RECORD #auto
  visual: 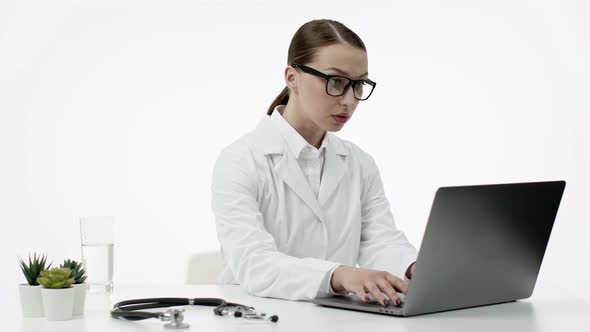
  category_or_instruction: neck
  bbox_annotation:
[281,100,326,149]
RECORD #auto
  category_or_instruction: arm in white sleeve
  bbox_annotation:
[357,155,417,280]
[212,144,339,301]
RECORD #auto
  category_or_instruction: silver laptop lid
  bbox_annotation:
[403,181,565,316]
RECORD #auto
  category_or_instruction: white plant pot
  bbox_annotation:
[72,283,88,316]
[41,287,75,321]
[18,284,44,317]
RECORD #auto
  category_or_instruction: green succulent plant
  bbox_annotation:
[59,259,87,284]
[36,268,75,289]
[18,253,52,286]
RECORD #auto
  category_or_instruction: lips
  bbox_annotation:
[332,114,349,124]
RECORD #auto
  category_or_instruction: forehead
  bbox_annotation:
[310,43,368,77]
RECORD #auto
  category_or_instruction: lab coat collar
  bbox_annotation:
[252,110,350,220]
[255,109,350,157]
[270,105,328,159]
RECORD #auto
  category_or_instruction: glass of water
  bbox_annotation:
[79,216,114,293]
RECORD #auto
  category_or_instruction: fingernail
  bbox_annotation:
[384,300,390,307]
[396,299,402,306]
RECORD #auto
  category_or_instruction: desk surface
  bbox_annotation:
[10,283,590,332]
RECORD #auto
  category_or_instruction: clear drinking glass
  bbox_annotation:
[79,216,114,293]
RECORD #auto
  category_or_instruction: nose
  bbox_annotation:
[340,84,357,106]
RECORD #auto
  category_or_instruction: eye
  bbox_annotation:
[355,82,365,92]
[328,77,348,90]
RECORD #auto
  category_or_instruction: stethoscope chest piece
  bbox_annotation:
[161,308,189,329]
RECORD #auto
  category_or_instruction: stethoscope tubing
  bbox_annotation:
[111,297,254,321]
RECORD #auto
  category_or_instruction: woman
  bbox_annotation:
[211,19,416,308]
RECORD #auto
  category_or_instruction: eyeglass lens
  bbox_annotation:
[327,77,372,100]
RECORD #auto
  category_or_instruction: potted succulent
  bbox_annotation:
[37,267,75,320]
[18,253,51,317]
[60,259,88,316]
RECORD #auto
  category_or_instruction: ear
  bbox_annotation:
[284,65,299,94]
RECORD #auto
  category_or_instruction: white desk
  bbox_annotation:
[10,284,590,331]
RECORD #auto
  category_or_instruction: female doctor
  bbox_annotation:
[211,19,417,308]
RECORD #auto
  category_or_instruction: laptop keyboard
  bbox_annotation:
[329,292,406,310]
[314,293,405,315]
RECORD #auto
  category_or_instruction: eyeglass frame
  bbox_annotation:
[291,63,377,101]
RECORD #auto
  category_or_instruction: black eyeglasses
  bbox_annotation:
[292,64,376,101]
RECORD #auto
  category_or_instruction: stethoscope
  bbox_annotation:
[111,297,279,329]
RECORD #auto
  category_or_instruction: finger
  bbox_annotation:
[365,282,387,307]
[385,273,410,294]
[352,286,369,302]
[376,278,401,306]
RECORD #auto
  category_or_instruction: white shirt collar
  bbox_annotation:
[270,105,328,159]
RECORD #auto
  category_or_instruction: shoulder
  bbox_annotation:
[211,133,261,193]
[329,134,379,176]
[214,131,258,171]
[217,112,296,167]
[213,117,274,175]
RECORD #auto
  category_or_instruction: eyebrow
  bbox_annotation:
[323,67,369,79]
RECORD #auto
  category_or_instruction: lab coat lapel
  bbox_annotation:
[275,152,326,223]
[318,134,348,207]
[254,116,326,223]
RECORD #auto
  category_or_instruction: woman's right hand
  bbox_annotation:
[330,266,409,307]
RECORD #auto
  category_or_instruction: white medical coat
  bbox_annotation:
[211,114,417,301]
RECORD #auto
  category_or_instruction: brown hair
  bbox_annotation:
[267,19,367,115]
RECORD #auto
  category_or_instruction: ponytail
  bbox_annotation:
[267,86,289,115]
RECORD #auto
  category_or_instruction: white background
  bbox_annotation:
[1,0,589,303]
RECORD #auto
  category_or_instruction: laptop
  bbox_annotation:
[312,181,566,317]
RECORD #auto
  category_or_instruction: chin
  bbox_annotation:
[326,124,345,132]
